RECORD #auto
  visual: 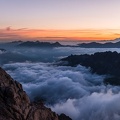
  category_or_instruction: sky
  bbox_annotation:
[0,0,120,41]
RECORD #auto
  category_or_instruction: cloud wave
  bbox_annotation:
[3,62,120,120]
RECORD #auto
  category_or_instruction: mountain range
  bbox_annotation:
[78,41,120,48]
[17,41,63,48]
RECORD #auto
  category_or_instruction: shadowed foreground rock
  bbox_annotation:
[0,67,72,120]
[58,114,72,120]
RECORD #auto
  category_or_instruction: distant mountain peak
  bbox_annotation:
[78,41,120,48]
[17,41,63,48]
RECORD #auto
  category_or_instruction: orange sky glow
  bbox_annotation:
[0,28,120,41]
[1,1,120,42]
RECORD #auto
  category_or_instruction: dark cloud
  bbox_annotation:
[6,26,11,31]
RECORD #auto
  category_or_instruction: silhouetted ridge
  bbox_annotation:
[58,114,72,120]
[78,41,120,48]
[61,51,120,85]
[17,41,63,48]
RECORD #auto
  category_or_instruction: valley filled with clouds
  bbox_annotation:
[1,42,120,120]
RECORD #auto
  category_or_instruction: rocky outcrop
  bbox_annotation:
[58,114,72,120]
[0,67,72,120]
[61,51,120,86]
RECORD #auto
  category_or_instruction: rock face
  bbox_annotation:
[61,51,120,86]
[58,114,72,120]
[0,67,72,120]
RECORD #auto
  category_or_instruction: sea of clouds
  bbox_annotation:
[3,62,120,120]
[1,43,120,120]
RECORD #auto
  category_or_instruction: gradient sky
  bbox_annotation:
[1,0,120,41]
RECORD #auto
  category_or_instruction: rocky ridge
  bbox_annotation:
[0,67,72,120]
[61,51,120,86]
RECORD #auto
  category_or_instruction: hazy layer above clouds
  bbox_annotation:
[1,42,120,64]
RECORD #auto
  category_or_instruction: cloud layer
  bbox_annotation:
[3,62,120,120]
[1,44,120,120]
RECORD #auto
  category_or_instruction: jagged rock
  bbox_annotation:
[59,114,72,120]
[61,51,120,86]
[0,67,72,120]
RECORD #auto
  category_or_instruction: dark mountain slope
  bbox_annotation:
[0,67,72,120]
[61,51,120,85]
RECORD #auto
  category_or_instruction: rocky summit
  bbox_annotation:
[0,67,72,120]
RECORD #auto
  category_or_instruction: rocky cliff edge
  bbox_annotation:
[0,67,72,120]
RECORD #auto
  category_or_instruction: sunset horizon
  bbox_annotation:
[0,27,120,42]
[1,0,120,42]
[1,1,120,120]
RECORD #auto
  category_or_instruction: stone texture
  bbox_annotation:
[59,114,72,120]
[0,67,72,120]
